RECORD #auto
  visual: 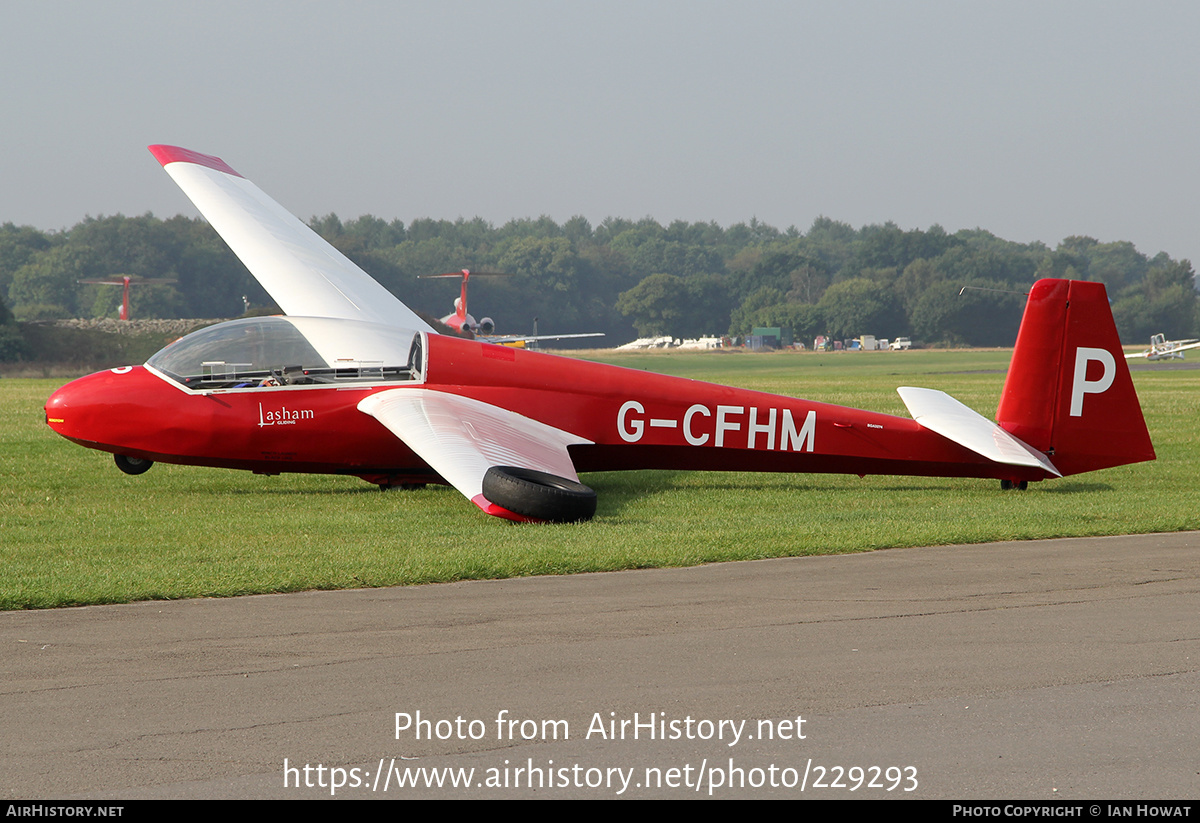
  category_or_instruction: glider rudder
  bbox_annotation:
[996,279,1155,476]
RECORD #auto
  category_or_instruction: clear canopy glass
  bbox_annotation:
[147,316,424,389]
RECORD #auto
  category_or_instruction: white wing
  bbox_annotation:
[1127,339,1200,359]
[481,332,605,345]
[149,145,433,332]
[898,386,1061,476]
[357,388,592,513]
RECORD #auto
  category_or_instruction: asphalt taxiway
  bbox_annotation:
[4,532,1198,799]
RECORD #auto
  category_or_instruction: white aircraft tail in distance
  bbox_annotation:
[419,268,603,347]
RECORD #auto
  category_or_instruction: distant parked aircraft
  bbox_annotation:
[420,269,602,346]
[1125,333,1200,361]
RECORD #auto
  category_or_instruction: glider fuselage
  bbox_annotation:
[46,328,1032,487]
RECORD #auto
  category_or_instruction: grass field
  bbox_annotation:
[3,348,1197,610]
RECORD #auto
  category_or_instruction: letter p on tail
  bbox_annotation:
[1069,347,1115,417]
[996,279,1155,476]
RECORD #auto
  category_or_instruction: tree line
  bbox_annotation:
[1,212,1195,359]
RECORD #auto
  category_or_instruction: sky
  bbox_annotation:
[3,1,1198,266]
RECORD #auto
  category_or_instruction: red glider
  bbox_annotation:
[44,146,1155,522]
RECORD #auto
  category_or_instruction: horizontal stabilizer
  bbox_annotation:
[898,387,1060,477]
[357,388,592,512]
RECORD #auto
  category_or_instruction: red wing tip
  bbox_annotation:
[470,494,540,523]
[147,145,243,178]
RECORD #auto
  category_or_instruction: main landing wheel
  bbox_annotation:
[482,466,597,523]
[114,454,154,475]
[999,479,1028,491]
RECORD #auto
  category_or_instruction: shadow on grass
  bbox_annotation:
[168,478,454,497]
[1036,481,1114,494]
[581,471,687,521]
[583,470,902,519]
[584,470,1118,522]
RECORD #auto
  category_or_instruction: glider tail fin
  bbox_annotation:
[996,278,1155,476]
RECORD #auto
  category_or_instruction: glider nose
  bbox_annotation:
[44,367,138,445]
[46,372,99,440]
[45,377,78,427]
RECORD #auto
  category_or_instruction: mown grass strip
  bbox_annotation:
[3,349,1196,609]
